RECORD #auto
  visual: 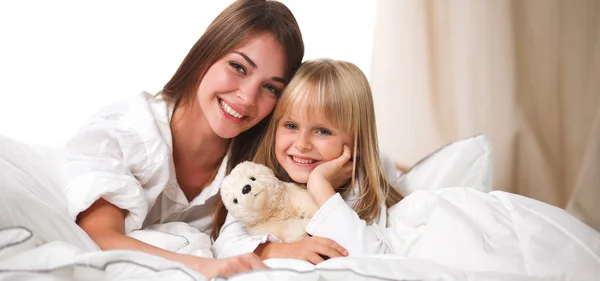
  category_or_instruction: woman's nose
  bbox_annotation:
[237,80,261,106]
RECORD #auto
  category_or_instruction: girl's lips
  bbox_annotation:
[289,155,319,166]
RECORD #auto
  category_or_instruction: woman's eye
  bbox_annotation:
[263,84,281,96]
[229,62,246,74]
[317,128,332,136]
[284,123,297,130]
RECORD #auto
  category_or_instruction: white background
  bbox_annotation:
[0,0,377,146]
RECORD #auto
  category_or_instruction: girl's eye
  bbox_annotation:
[284,123,297,130]
[316,128,332,136]
[229,62,246,74]
[263,84,281,96]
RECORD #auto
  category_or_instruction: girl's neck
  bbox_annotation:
[170,100,230,168]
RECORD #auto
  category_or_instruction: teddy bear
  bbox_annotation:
[220,161,318,242]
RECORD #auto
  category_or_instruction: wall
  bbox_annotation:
[0,0,376,146]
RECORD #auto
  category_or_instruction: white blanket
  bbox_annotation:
[1,135,599,280]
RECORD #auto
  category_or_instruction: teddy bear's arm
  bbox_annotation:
[285,183,319,218]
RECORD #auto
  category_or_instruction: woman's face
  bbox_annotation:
[196,32,287,139]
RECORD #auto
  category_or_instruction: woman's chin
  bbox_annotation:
[211,124,245,139]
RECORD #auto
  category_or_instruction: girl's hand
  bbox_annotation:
[181,254,265,279]
[255,237,348,264]
[308,145,352,206]
[329,154,353,189]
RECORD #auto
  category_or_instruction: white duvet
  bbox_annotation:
[1,135,599,281]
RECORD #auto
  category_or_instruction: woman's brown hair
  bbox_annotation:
[170,0,304,240]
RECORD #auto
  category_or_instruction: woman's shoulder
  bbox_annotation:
[81,91,172,140]
[65,91,174,184]
[68,91,174,159]
[90,91,168,123]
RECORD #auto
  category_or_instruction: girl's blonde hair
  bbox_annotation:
[254,59,403,224]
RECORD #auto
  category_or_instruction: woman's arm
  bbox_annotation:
[77,198,182,259]
[79,199,264,278]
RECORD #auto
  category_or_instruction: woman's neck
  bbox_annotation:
[170,100,229,172]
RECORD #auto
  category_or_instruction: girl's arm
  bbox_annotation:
[305,147,395,256]
[80,198,265,278]
[213,211,347,264]
[304,189,393,256]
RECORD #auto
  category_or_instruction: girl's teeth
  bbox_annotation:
[292,156,316,164]
[220,100,245,119]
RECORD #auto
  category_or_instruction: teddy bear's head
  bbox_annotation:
[220,161,286,225]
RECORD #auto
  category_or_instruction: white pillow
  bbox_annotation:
[397,134,493,195]
[0,135,97,252]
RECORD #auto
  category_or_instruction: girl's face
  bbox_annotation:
[274,107,354,184]
[196,32,287,139]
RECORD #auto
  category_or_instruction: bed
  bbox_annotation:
[1,134,598,281]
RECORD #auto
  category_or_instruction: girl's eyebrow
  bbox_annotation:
[281,115,295,123]
[233,51,286,84]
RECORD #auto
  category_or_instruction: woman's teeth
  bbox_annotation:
[220,99,245,119]
[292,156,317,164]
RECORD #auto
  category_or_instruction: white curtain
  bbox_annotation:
[371,0,600,230]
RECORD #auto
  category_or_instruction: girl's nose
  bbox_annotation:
[294,135,312,152]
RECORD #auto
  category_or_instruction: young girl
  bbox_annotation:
[212,59,404,264]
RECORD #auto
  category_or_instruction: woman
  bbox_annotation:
[63,0,303,278]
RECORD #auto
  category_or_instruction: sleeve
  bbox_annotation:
[305,193,393,256]
[63,110,150,232]
[211,212,282,258]
[304,150,403,256]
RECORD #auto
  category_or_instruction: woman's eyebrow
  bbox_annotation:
[233,51,256,68]
[233,51,286,84]
[272,77,286,83]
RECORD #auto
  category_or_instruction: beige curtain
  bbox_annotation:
[371,0,600,230]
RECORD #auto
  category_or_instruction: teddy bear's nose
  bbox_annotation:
[242,184,252,195]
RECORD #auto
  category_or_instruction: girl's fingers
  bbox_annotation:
[329,145,352,170]
[340,145,352,162]
[316,244,343,259]
[314,237,348,256]
[305,252,325,265]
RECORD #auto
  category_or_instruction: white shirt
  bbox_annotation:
[63,91,226,234]
[212,152,404,258]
